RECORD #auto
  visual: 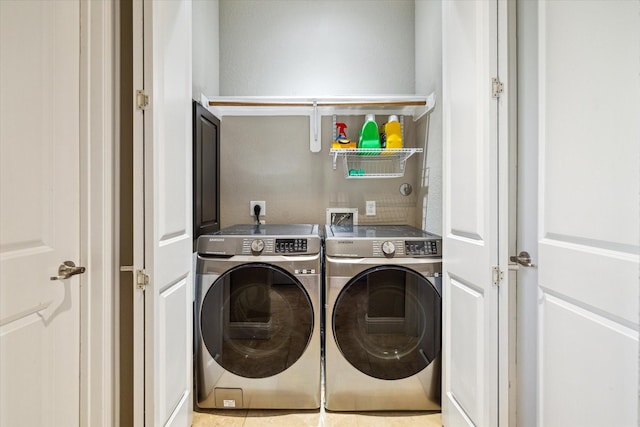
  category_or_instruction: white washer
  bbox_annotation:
[195,224,322,410]
[324,225,442,411]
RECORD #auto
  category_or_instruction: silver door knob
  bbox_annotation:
[50,261,86,280]
[510,251,535,268]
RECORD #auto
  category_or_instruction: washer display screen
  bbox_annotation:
[332,266,441,380]
[200,263,314,378]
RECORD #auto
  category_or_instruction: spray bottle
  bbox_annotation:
[332,122,355,149]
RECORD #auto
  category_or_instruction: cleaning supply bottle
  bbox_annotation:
[358,114,380,155]
[332,122,356,149]
[380,115,402,154]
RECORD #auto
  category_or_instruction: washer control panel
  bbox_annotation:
[275,238,308,253]
[242,238,274,254]
[372,240,404,257]
[381,241,396,255]
[405,240,440,256]
[250,239,265,253]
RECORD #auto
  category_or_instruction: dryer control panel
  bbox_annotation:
[324,224,442,258]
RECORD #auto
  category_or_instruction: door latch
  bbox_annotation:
[136,270,149,290]
[136,89,149,110]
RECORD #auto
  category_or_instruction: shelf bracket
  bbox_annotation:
[309,99,321,153]
[415,93,436,122]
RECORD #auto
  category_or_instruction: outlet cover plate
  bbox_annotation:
[250,201,266,216]
[366,201,376,216]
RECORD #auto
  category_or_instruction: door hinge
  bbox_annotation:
[492,266,504,286]
[136,269,149,290]
[492,77,504,98]
[136,89,149,110]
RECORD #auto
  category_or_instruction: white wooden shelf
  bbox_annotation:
[203,93,435,153]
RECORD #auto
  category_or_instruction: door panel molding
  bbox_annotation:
[447,278,484,422]
[539,239,637,325]
[539,293,637,426]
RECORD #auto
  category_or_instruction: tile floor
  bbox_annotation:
[193,409,442,427]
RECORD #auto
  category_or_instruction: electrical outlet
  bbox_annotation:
[366,200,376,216]
[250,201,266,216]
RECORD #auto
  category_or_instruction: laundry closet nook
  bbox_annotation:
[192,0,443,235]
[189,1,445,425]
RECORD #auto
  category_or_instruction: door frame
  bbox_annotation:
[501,1,518,426]
[79,0,117,425]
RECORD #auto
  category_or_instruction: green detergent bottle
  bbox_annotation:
[358,114,380,155]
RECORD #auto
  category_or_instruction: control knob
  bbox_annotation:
[381,241,396,256]
[251,239,265,253]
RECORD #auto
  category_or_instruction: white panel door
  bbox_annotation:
[0,1,81,426]
[442,1,510,426]
[537,2,639,426]
[137,0,193,426]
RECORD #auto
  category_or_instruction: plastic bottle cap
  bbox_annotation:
[365,114,375,122]
[388,115,399,122]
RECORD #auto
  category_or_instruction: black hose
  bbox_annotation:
[254,204,261,224]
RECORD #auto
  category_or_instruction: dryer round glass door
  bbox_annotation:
[200,263,314,378]
[332,265,442,380]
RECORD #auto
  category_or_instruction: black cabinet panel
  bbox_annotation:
[193,101,220,249]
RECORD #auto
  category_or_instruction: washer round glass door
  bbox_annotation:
[200,263,314,378]
[332,266,441,380]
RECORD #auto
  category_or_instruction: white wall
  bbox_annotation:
[415,0,442,235]
[192,0,219,99]
[219,0,415,96]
